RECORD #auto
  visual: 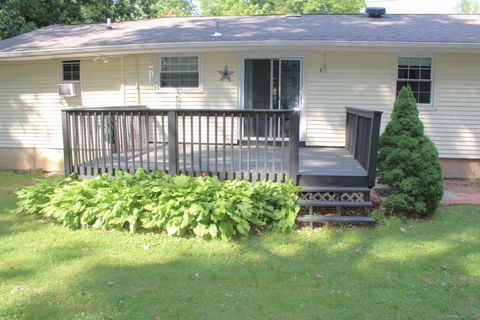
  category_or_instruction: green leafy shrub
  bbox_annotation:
[378,86,443,217]
[16,170,300,239]
[15,175,73,217]
[16,181,56,217]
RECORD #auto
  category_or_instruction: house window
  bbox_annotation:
[396,57,433,105]
[159,56,199,88]
[62,60,80,81]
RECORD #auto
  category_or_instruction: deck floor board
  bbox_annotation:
[76,145,366,178]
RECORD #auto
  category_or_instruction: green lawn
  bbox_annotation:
[0,172,479,320]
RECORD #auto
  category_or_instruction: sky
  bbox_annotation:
[365,0,461,13]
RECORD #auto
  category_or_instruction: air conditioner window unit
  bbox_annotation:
[58,83,80,97]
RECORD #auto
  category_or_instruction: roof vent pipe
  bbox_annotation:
[212,20,222,37]
[106,18,113,30]
[365,7,386,18]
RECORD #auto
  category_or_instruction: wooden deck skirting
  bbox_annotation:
[61,107,382,188]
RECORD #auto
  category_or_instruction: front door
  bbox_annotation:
[243,58,301,138]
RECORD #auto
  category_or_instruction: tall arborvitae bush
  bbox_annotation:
[378,86,443,217]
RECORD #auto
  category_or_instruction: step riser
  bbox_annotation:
[298,200,372,208]
[296,187,374,226]
[298,175,369,188]
[297,215,376,226]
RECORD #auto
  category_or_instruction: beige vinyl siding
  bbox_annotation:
[304,52,394,147]
[420,54,480,159]
[0,58,123,149]
[124,52,239,143]
[1,50,479,164]
[0,61,65,149]
[80,57,123,106]
[304,52,480,159]
[124,52,238,108]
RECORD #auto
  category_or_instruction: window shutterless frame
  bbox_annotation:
[156,54,203,93]
[62,60,81,82]
[393,54,436,109]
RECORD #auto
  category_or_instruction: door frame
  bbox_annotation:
[238,52,306,141]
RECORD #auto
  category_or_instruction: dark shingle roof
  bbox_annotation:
[0,14,479,55]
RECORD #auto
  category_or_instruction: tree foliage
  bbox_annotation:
[456,0,480,13]
[378,86,443,217]
[0,0,195,40]
[200,0,365,16]
[0,0,365,39]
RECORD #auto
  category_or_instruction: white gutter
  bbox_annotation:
[1,40,480,61]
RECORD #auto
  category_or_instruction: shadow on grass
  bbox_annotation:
[2,214,479,320]
[1,174,478,319]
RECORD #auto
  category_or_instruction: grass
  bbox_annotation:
[0,172,479,320]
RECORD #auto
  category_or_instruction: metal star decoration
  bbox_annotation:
[218,65,234,81]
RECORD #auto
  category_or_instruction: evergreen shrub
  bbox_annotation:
[378,86,443,217]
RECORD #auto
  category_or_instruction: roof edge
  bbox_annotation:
[2,40,480,61]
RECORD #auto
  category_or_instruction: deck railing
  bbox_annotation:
[345,107,383,187]
[61,107,300,182]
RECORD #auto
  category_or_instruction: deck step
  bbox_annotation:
[298,200,373,208]
[297,214,377,225]
[300,186,370,193]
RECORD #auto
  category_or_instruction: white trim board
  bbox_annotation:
[3,41,480,62]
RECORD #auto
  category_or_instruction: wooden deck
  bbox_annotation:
[62,107,382,188]
[79,146,365,176]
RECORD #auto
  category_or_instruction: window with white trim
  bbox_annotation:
[159,56,199,88]
[62,60,80,81]
[396,57,433,105]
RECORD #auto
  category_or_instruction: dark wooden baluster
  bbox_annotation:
[222,113,226,179]
[264,113,268,180]
[153,114,158,172]
[182,113,186,173]
[130,112,135,172]
[206,114,210,174]
[100,112,106,174]
[145,112,150,172]
[281,113,286,181]
[230,113,234,179]
[72,113,79,174]
[256,113,260,182]
[190,114,194,175]
[162,114,166,172]
[94,113,100,175]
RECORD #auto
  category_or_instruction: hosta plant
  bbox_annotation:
[16,170,300,239]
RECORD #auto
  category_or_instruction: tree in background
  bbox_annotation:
[456,0,480,13]
[0,0,195,40]
[200,0,365,16]
[81,0,195,23]
[0,0,364,39]
[0,0,85,39]
[377,86,443,217]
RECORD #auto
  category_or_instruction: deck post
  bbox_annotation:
[367,111,383,188]
[168,110,178,175]
[61,110,72,176]
[288,110,300,184]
